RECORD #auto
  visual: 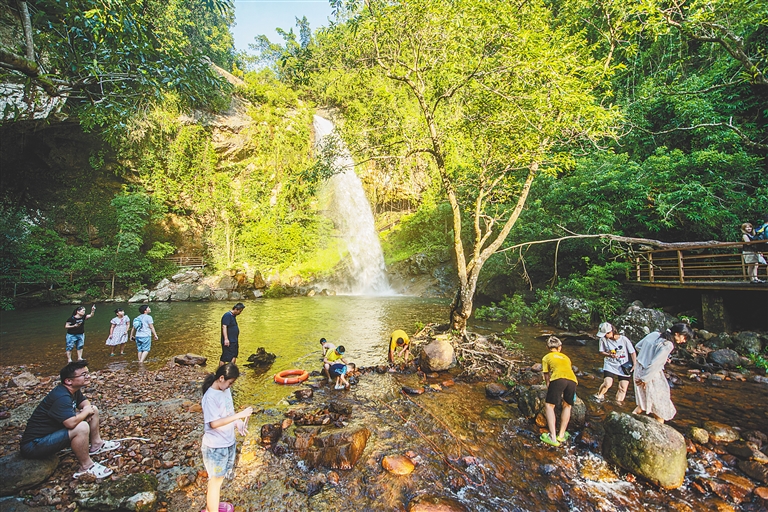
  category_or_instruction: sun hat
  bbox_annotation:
[597,322,613,337]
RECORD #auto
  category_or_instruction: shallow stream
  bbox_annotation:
[2,297,767,510]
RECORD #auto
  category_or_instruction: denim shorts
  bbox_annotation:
[20,429,71,459]
[201,443,236,478]
[65,333,85,351]
[135,336,152,352]
[329,363,347,378]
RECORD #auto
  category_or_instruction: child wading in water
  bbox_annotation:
[200,364,253,512]
[106,308,129,356]
[540,336,578,447]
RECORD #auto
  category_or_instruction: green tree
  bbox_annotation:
[315,0,617,333]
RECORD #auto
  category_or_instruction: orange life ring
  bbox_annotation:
[274,369,309,385]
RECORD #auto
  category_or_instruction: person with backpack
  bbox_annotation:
[129,305,158,363]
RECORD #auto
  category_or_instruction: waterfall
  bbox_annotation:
[313,115,392,295]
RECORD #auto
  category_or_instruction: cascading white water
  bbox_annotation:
[313,115,392,295]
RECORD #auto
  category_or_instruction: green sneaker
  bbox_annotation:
[557,432,571,443]
[540,433,561,447]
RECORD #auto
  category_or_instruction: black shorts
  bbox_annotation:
[546,378,577,406]
[220,342,239,363]
[603,370,631,382]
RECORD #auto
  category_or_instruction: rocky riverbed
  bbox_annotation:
[1,340,767,511]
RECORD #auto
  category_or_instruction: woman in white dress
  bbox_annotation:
[106,308,130,356]
[632,323,693,423]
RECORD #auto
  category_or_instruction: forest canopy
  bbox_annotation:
[0,0,766,313]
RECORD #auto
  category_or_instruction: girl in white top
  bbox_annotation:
[200,364,252,512]
[593,322,637,403]
[105,308,130,356]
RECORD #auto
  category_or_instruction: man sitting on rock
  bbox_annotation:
[20,360,119,479]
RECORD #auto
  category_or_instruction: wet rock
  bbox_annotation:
[382,455,415,475]
[408,495,469,512]
[744,430,767,449]
[708,349,741,369]
[75,473,158,511]
[420,337,455,372]
[290,425,370,470]
[402,386,425,395]
[485,383,507,398]
[481,405,515,420]
[518,371,543,386]
[702,421,740,443]
[245,348,277,367]
[738,460,768,483]
[8,372,40,388]
[732,331,763,356]
[698,476,753,504]
[260,423,283,446]
[531,363,543,372]
[579,456,619,483]
[749,375,768,385]
[540,464,557,475]
[755,486,768,504]
[516,385,547,418]
[727,441,768,462]
[173,353,207,366]
[0,452,58,496]
[602,412,687,489]
[689,426,710,445]
[294,388,314,401]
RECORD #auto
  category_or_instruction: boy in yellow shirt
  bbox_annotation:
[540,336,578,447]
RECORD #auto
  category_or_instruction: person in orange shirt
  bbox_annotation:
[540,336,578,447]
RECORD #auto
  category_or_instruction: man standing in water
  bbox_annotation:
[20,360,120,479]
[220,303,245,367]
[130,305,158,363]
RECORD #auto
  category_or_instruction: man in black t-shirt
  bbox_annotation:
[220,302,245,366]
[20,360,120,479]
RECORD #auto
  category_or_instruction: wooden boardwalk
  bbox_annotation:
[629,240,768,292]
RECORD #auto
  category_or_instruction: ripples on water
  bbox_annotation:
[2,297,767,510]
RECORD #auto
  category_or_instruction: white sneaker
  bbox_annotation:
[592,394,605,402]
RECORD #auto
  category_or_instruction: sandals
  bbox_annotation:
[334,383,344,390]
[540,433,561,447]
[201,503,234,512]
[73,462,113,479]
[557,432,572,443]
[90,440,121,455]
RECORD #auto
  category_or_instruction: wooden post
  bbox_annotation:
[649,253,654,282]
[636,256,640,281]
[677,250,684,283]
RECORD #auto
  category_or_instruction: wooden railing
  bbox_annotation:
[164,256,205,268]
[631,240,765,284]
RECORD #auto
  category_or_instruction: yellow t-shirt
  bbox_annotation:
[542,351,578,384]
[326,349,344,363]
[389,330,410,352]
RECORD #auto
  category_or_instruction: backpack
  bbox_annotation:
[132,316,142,330]
[755,222,768,241]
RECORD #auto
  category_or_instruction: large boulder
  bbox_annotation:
[420,337,455,372]
[704,332,733,350]
[0,452,58,496]
[602,412,687,489]
[613,308,675,342]
[128,291,149,303]
[732,332,763,356]
[187,284,212,301]
[702,421,740,443]
[708,349,742,369]
[517,385,548,418]
[551,297,591,331]
[171,270,200,283]
[75,473,158,511]
[288,425,370,470]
